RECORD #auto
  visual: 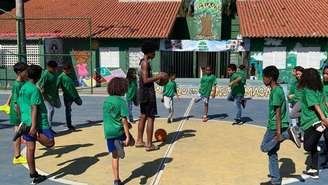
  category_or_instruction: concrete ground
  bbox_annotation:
[1,94,328,185]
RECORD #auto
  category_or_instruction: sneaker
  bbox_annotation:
[288,127,301,148]
[12,155,27,165]
[67,125,76,131]
[260,181,281,185]
[167,119,171,123]
[113,179,122,185]
[232,119,241,125]
[13,123,30,141]
[30,173,47,184]
[303,169,319,179]
[114,140,125,159]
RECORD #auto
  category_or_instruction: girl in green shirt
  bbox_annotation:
[126,68,138,123]
[299,68,328,179]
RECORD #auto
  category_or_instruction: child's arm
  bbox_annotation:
[211,85,217,98]
[229,77,242,86]
[5,95,11,105]
[29,105,38,136]
[122,117,130,146]
[274,106,283,141]
[314,104,328,127]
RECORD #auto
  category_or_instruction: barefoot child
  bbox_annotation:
[194,66,217,122]
[162,73,179,123]
[15,65,55,184]
[260,66,301,185]
[57,63,82,130]
[10,62,28,165]
[103,77,132,185]
[126,68,138,123]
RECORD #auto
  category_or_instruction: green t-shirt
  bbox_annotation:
[38,70,59,104]
[199,74,217,97]
[268,86,289,130]
[103,96,129,139]
[57,72,80,101]
[163,80,177,97]
[300,88,328,130]
[10,80,25,125]
[18,81,49,129]
[230,72,246,97]
[323,83,328,102]
[126,79,137,101]
[288,80,303,104]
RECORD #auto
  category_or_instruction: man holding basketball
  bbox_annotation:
[136,41,167,152]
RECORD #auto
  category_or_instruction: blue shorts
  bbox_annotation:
[106,135,126,153]
[23,129,55,142]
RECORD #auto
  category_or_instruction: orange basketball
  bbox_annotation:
[156,72,169,86]
[155,128,167,142]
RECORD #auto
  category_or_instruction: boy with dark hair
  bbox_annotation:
[194,66,217,122]
[162,73,179,123]
[103,77,134,185]
[57,63,82,130]
[10,62,28,165]
[38,60,60,133]
[15,64,55,184]
[260,65,301,185]
[227,64,247,125]
[136,41,166,151]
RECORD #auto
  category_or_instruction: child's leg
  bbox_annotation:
[127,101,134,122]
[304,127,322,171]
[137,113,146,145]
[37,133,55,148]
[268,145,281,184]
[13,126,21,157]
[44,100,55,128]
[234,96,242,121]
[26,141,37,175]
[204,102,208,117]
[168,97,174,120]
[146,117,155,147]
[64,98,73,128]
[111,151,120,181]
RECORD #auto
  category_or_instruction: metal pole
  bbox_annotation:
[16,0,27,63]
[88,18,93,94]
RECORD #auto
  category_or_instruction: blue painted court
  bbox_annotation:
[1,93,328,185]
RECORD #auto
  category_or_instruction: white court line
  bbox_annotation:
[150,98,194,185]
[21,147,88,185]
[151,116,310,185]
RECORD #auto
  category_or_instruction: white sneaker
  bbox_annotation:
[303,169,319,179]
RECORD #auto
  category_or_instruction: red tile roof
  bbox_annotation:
[0,0,181,39]
[237,0,328,38]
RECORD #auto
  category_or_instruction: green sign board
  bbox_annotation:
[187,0,222,40]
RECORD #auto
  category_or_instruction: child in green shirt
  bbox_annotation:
[126,68,138,123]
[103,77,134,185]
[194,66,217,122]
[14,65,55,184]
[38,60,61,132]
[300,68,328,179]
[227,64,247,125]
[57,63,82,130]
[10,62,28,165]
[162,73,179,123]
[260,66,301,185]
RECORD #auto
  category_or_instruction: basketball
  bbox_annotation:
[154,128,167,142]
[156,72,169,86]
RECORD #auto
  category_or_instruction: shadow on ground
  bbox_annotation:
[36,143,94,159]
[158,129,196,147]
[54,120,102,137]
[122,157,173,185]
[48,152,108,179]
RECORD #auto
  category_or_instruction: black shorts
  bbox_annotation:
[140,101,157,117]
